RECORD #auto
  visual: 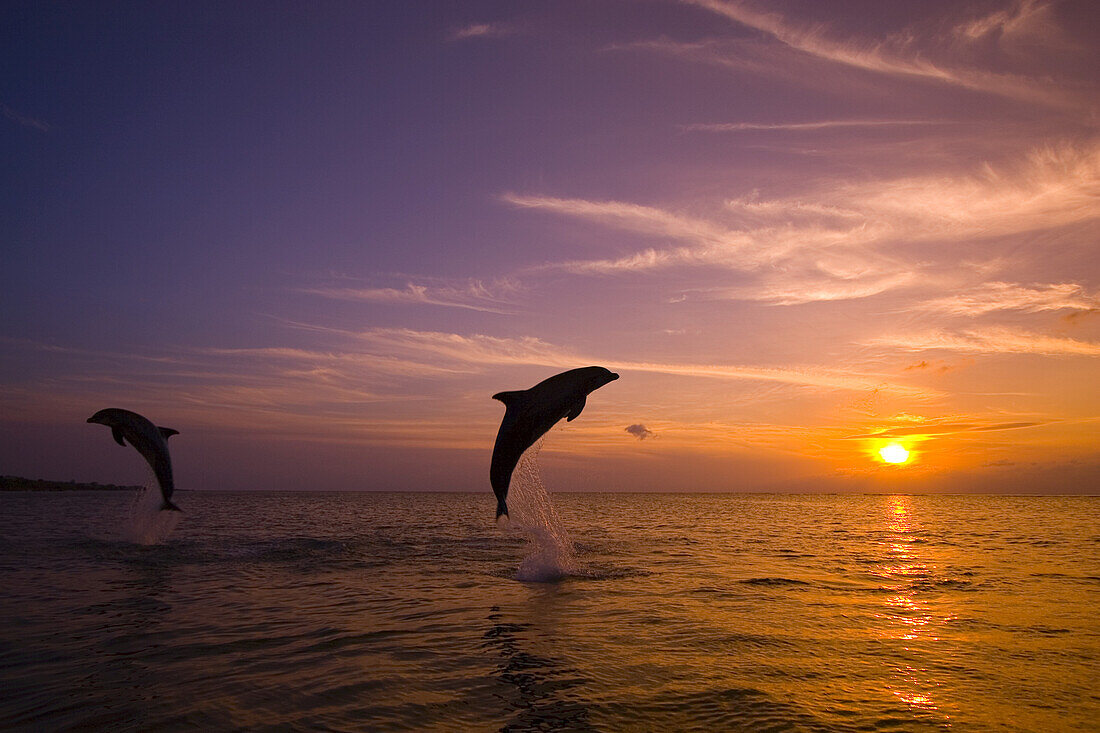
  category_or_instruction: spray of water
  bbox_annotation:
[122,483,182,545]
[503,438,577,582]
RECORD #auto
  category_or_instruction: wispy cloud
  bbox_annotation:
[506,139,1100,293]
[625,423,655,440]
[847,417,1046,439]
[504,193,739,250]
[506,195,901,301]
[686,260,915,306]
[917,282,1100,316]
[868,327,1100,356]
[301,278,518,314]
[602,358,925,394]
[345,327,580,370]
[847,142,1100,240]
[683,119,941,133]
[682,0,1081,108]
[451,22,514,41]
[506,192,885,277]
[287,325,928,394]
[1,321,932,451]
[2,104,50,132]
[0,340,433,438]
[954,0,1071,53]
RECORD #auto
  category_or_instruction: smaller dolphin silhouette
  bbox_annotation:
[87,408,182,512]
[490,366,619,519]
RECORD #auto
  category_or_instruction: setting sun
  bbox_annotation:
[879,444,911,464]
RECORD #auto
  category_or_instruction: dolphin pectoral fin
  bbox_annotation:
[565,396,587,422]
[159,427,179,440]
[492,390,526,406]
[111,427,127,447]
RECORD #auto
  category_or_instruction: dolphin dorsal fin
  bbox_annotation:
[492,390,526,406]
[111,427,127,447]
[566,396,587,422]
[159,427,179,440]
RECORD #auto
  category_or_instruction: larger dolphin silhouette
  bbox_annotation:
[490,366,619,519]
[87,408,182,512]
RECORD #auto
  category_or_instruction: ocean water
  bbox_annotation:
[1,489,1098,732]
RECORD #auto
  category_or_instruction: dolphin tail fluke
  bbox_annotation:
[492,390,525,406]
[496,498,509,520]
[161,500,183,512]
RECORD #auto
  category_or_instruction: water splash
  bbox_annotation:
[503,438,577,582]
[122,485,182,545]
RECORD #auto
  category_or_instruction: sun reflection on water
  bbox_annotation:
[877,497,952,723]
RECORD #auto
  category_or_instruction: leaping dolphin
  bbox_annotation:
[87,408,182,512]
[490,366,619,519]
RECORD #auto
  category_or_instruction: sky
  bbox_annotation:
[2,0,1098,493]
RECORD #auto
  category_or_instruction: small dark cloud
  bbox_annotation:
[970,421,1041,432]
[625,424,654,440]
[904,359,954,374]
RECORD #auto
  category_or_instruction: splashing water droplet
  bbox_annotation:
[122,485,182,545]
[505,438,576,582]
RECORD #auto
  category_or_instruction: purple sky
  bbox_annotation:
[2,1,1098,493]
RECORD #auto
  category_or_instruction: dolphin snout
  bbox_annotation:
[610,372,620,380]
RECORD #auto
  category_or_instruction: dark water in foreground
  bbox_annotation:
[1,491,1098,732]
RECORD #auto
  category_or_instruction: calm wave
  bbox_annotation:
[1,491,1098,731]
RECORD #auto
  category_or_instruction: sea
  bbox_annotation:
[1,479,1098,731]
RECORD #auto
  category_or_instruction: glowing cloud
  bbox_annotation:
[917,282,1099,316]
[867,328,1100,356]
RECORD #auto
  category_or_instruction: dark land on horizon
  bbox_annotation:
[1,476,142,492]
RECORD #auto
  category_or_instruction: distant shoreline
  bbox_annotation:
[0,476,142,492]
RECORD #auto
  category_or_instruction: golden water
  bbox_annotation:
[1,491,1097,731]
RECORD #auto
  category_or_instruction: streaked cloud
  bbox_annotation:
[847,418,1046,439]
[687,267,914,306]
[847,141,1100,240]
[504,193,738,250]
[507,140,1100,294]
[868,327,1100,356]
[507,192,883,277]
[451,22,514,41]
[2,104,50,132]
[954,0,1071,53]
[301,278,518,314]
[917,282,1100,316]
[683,119,940,133]
[683,0,1081,108]
[339,327,923,394]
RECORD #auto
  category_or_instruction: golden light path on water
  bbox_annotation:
[880,496,954,721]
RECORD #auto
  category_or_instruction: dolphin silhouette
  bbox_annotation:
[490,366,619,519]
[87,408,182,512]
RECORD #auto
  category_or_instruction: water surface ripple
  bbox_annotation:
[1,492,1097,731]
